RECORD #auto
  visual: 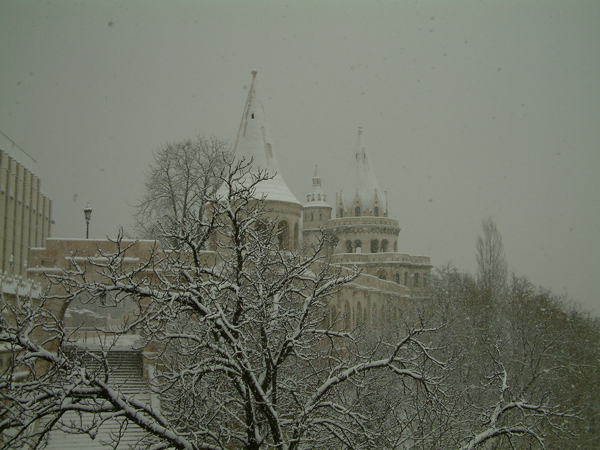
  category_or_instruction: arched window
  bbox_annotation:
[345,240,353,253]
[374,206,379,217]
[310,213,314,222]
[372,304,377,327]
[394,241,398,252]
[395,273,400,284]
[371,239,379,253]
[319,213,322,221]
[381,239,388,253]
[354,240,362,253]
[331,305,337,330]
[339,208,344,218]
[278,221,290,250]
[414,273,419,287]
[404,272,409,286]
[294,223,299,250]
[377,269,387,280]
[344,301,351,330]
[355,206,361,217]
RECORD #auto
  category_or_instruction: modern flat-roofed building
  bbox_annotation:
[0,132,52,278]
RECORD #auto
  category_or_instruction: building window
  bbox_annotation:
[339,208,344,218]
[345,240,353,253]
[377,269,387,280]
[310,213,314,222]
[371,239,379,253]
[374,206,379,217]
[251,113,255,119]
[404,272,408,286]
[277,221,290,250]
[344,301,351,330]
[294,223,299,250]
[395,273,400,284]
[380,239,388,252]
[354,240,362,252]
[355,206,361,217]
[414,273,419,287]
[319,213,322,221]
[394,241,398,252]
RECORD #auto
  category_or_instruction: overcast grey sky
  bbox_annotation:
[1,0,599,314]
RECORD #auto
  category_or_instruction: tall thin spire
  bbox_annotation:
[340,127,387,215]
[221,70,300,205]
[305,165,329,206]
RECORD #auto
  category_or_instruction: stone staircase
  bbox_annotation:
[43,348,153,450]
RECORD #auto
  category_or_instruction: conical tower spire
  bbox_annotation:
[221,70,300,205]
[339,127,387,216]
[305,165,329,206]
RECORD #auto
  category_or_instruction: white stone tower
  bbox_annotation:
[218,70,302,250]
[337,127,388,219]
[329,128,399,255]
[302,165,332,253]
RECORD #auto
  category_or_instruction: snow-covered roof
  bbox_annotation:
[217,71,301,206]
[340,128,387,213]
[304,165,331,208]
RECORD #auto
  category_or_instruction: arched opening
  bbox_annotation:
[339,208,344,218]
[414,273,419,288]
[372,304,377,327]
[277,220,290,251]
[404,272,409,286]
[331,305,337,330]
[344,301,351,330]
[355,206,361,217]
[371,239,379,253]
[377,269,387,280]
[354,240,362,253]
[394,241,398,252]
[374,206,379,217]
[381,239,388,253]
[293,222,299,250]
[345,240,353,253]
[395,273,400,284]
[310,213,314,222]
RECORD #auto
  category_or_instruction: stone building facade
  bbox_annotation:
[27,70,431,335]
[0,134,52,279]
[302,127,431,292]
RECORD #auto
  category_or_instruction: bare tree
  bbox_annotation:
[476,217,508,301]
[1,160,444,449]
[426,266,591,450]
[133,135,230,240]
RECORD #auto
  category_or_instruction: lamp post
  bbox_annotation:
[84,203,92,239]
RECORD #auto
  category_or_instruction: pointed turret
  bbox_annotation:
[305,165,329,207]
[222,70,300,205]
[302,165,332,256]
[338,128,387,218]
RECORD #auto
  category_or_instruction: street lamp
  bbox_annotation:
[84,203,92,239]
